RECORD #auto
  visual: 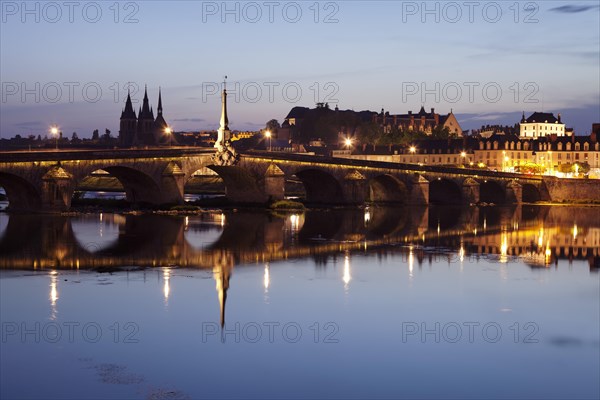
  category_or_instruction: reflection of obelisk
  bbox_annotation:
[212,76,239,166]
[212,251,233,328]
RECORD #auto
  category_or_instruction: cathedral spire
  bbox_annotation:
[120,89,136,119]
[157,87,163,115]
[141,84,151,116]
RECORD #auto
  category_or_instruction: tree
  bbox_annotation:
[358,121,383,150]
[71,132,79,141]
[431,125,451,139]
[92,129,99,141]
[100,129,113,145]
[558,162,590,175]
[265,119,280,134]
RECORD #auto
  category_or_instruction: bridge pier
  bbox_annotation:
[263,164,285,202]
[407,175,429,205]
[505,181,523,204]
[462,178,480,205]
[41,166,74,212]
[343,170,368,204]
[160,162,186,205]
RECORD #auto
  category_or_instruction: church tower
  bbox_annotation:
[137,85,156,145]
[154,87,169,144]
[119,90,137,146]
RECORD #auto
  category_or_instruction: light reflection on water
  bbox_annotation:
[0,205,599,399]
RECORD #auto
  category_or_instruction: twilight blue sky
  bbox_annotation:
[1,0,599,138]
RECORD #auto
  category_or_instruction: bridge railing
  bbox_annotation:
[0,147,214,162]
[243,151,543,182]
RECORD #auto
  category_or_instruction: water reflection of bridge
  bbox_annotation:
[3,205,598,328]
[1,206,599,271]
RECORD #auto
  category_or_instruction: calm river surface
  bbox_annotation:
[1,205,598,399]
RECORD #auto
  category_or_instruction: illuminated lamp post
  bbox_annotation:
[265,130,272,151]
[165,126,173,147]
[50,126,59,150]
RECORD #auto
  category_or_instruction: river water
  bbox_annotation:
[0,204,598,399]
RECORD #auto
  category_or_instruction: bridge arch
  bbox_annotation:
[0,172,42,211]
[429,178,462,204]
[184,166,225,200]
[479,180,506,204]
[368,174,408,203]
[295,169,344,204]
[208,165,265,203]
[522,183,542,203]
[75,165,162,205]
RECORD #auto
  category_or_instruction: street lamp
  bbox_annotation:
[164,126,173,147]
[344,137,353,150]
[50,126,59,150]
[460,151,467,166]
[409,146,416,154]
[265,130,272,151]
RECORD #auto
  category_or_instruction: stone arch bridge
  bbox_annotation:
[0,148,594,212]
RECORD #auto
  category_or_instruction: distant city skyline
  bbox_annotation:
[1,1,598,137]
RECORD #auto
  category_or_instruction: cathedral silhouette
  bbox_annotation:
[118,86,169,146]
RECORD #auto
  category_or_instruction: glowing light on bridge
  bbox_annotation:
[364,207,371,225]
[572,224,578,240]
